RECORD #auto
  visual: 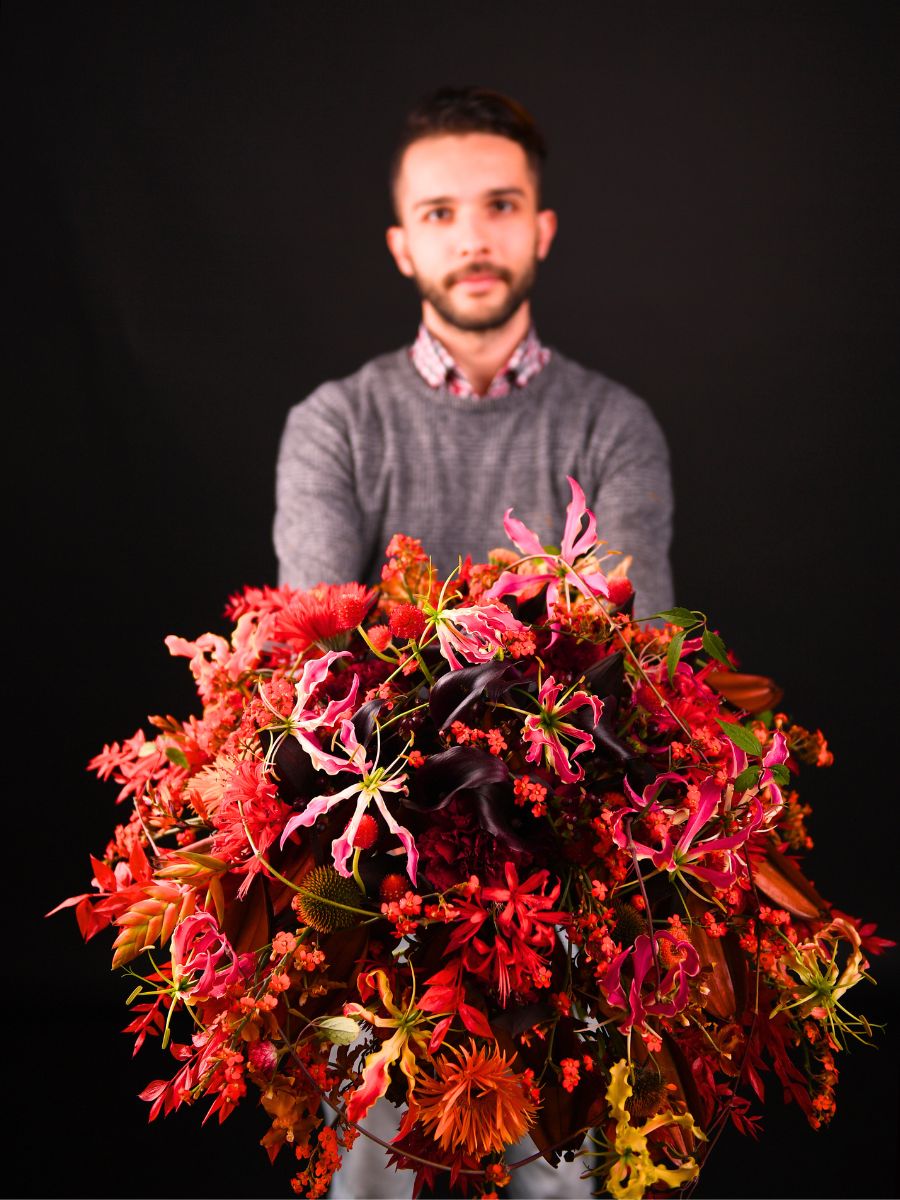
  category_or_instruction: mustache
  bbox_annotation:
[443,262,513,288]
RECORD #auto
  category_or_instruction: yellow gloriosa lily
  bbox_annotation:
[598,1059,706,1200]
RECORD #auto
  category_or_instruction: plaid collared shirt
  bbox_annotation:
[409,322,551,399]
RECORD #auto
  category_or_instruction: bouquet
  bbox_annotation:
[52,477,891,1198]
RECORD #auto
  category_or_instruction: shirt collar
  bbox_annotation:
[409,322,550,399]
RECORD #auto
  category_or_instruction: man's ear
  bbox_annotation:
[386,225,415,278]
[536,209,558,261]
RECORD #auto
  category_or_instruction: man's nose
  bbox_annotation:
[454,209,492,258]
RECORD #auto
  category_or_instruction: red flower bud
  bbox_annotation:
[248,1039,278,1076]
[379,873,408,903]
[607,577,634,608]
[351,813,379,849]
[389,603,426,641]
[367,624,393,652]
[336,590,370,630]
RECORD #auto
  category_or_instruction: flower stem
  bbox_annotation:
[352,847,366,897]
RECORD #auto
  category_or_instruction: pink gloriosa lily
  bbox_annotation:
[602,930,701,1034]
[279,719,417,883]
[614,772,763,890]
[729,729,790,823]
[486,476,610,615]
[522,675,604,783]
[424,599,527,671]
[262,649,359,775]
[171,912,251,1001]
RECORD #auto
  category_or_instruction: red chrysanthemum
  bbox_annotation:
[415,1040,538,1155]
[270,583,372,652]
[211,760,292,897]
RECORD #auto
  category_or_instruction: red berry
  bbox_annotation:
[379,873,408,903]
[607,577,634,608]
[351,813,379,849]
[389,603,426,641]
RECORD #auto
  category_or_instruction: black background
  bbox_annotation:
[5,3,898,1197]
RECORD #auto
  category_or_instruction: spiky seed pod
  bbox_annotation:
[292,866,363,933]
[611,899,649,947]
[626,1067,669,1119]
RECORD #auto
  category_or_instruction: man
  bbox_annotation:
[275,88,674,1199]
[275,86,674,621]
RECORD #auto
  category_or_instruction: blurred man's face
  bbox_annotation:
[387,133,557,333]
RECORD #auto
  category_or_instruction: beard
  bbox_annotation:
[412,257,537,333]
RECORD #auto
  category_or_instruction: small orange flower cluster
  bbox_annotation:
[513,775,548,817]
[560,1057,581,1092]
[380,890,423,937]
[449,720,507,756]
[291,1126,342,1199]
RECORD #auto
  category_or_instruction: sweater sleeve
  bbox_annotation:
[587,388,675,619]
[273,385,367,589]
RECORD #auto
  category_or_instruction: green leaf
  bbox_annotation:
[769,763,791,788]
[701,629,730,667]
[165,746,189,769]
[316,1016,360,1045]
[717,719,764,757]
[734,765,761,792]
[655,607,703,629]
[666,629,687,684]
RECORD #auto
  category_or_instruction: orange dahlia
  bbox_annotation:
[415,1040,538,1156]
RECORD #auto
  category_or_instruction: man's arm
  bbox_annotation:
[274,386,367,589]
[588,389,675,619]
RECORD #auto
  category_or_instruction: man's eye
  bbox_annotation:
[491,199,515,212]
[424,207,452,222]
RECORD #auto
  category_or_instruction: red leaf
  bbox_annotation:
[428,1016,453,1053]
[458,1003,493,1039]
[45,893,91,917]
[418,985,457,1013]
[90,854,118,892]
[223,874,270,956]
[75,896,106,941]
[754,846,827,920]
[129,839,153,885]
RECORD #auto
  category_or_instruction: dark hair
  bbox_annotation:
[389,86,547,213]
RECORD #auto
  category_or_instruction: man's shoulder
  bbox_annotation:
[546,347,663,432]
[289,347,411,417]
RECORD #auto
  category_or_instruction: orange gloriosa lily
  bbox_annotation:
[343,968,432,1127]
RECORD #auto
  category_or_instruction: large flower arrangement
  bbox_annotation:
[53,479,890,1199]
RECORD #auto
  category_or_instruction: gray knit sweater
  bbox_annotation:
[274,346,674,618]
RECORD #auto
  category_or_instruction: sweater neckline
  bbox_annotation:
[396,344,562,415]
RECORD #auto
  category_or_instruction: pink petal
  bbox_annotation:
[485,570,551,605]
[560,476,599,562]
[502,508,546,558]
[330,793,372,877]
[317,672,360,726]
[278,784,361,849]
[374,793,418,884]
